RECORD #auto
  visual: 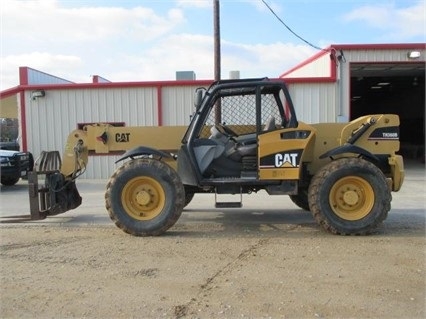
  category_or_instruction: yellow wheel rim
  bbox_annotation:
[329,176,374,221]
[121,176,165,221]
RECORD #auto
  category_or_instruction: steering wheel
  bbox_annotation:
[216,123,238,138]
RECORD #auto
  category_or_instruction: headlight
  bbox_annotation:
[1,161,11,167]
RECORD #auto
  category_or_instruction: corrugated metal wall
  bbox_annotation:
[287,83,337,124]
[162,85,201,126]
[285,53,331,78]
[343,48,421,62]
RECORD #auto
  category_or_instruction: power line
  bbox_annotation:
[260,0,327,52]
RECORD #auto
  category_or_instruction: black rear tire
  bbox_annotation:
[308,158,391,235]
[184,190,195,208]
[289,188,310,211]
[105,158,185,236]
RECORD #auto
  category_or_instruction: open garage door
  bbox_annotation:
[350,62,425,163]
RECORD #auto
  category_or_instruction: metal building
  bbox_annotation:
[282,43,425,161]
[1,43,424,179]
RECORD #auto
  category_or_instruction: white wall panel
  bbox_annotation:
[343,49,426,63]
[162,85,201,125]
[283,53,331,78]
[288,83,337,124]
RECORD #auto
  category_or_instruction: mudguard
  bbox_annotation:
[115,146,173,164]
[319,144,379,162]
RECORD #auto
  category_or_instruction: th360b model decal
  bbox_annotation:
[259,149,303,169]
[368,126,400,140]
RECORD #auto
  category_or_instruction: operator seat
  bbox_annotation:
[226,116,276,161]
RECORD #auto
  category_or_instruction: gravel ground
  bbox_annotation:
[0,162,425,319]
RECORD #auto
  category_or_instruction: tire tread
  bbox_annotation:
[309,158,391,235]
[105,159,184,236]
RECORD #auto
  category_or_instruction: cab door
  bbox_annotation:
[258,123,315,180]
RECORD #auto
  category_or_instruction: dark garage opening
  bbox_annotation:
[350,62,425,163]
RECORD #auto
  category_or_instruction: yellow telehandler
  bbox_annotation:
[25,78,404,235]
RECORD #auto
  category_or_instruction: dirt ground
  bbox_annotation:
[0,164,425,319]
[0,215,425,319]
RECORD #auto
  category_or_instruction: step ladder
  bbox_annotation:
[214,189,243,208]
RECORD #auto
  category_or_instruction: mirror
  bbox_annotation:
[194,87,205,110]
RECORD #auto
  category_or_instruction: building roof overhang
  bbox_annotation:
[280,43,426,83]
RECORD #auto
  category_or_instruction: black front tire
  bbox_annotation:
[308,158,391,235]
[105,158,185,236]
[1,176,20,186]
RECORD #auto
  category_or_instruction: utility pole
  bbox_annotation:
[213,0,221,81]
[213,0,221,123]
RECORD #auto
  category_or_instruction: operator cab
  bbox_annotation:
[178,78,298,188]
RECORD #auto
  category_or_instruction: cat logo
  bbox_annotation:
[275,153,298,168]
[116,133,130,143]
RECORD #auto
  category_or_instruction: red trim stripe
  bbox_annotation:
[157,86,163,126]
[19,91,27,151]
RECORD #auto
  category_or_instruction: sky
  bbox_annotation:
[1,0,425,90]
